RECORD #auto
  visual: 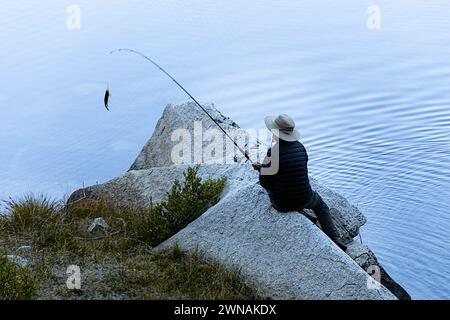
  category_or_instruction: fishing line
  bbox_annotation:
[110,48,252,162]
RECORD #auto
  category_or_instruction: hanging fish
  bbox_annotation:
[104,82,111,111]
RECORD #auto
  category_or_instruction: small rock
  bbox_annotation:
[18,245,32,251]
[346,241,411,300]
[7,255,29,267]
[88,217,109,233]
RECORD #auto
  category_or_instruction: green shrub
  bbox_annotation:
[0,254,38,300]
[163,166,227,231]
[102,165,226,248]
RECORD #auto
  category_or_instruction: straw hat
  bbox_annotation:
[264,114,301,142]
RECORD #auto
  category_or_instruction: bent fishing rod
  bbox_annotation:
[109,48,251,162]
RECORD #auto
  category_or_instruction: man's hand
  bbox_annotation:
[252,162,262,171]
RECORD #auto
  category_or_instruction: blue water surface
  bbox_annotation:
[1,1,449,299]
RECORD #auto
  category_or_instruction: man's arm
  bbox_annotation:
[255,148,276,191]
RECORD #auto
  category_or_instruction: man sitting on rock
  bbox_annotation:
[252,114,347,251]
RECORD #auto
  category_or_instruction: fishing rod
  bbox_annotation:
[109,48,251,162]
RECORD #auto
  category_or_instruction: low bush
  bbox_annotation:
[122,166,226,246]
[0,254,38,300]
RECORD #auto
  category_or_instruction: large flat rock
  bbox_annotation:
[155,181,395,300]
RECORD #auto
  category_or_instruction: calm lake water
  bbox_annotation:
[1,1,449,299]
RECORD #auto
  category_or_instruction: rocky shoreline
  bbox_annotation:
[69,102,411,300]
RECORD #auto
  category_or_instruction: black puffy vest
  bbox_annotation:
[259,140,313,210]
